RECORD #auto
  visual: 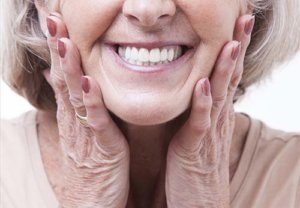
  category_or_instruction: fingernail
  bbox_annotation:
[244,15,255,35]
[201,78,211,96]
[231,42,241,61]
[81,76,90,94]
[46,17,57,37]
[57,39,66,58]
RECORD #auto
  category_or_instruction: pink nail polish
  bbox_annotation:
[244,16,255,35]
[81,76,90,94]
[201,78,211,96]
[46,17,57,37]
[57,39,66,58]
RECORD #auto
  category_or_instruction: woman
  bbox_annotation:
[1,0,300,207]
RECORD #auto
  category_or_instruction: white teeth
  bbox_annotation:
[125,47,131,60]
[118,46,184,66]
[167,49,175,61]
[139,48,150,62]
[131,47,139,61]
[118,47,125,57]
[149,48,160,62]
[160,49,168,62]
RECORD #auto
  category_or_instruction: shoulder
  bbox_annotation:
[251,118,300,174]
[1,111,59,208]
[1,111,39,206]
[1,110,38,172]
[1,110,38,161]
[255,120,300,180]
[1,110,37,133]
[232,117,300,207]
[1,110,37,151]
[257,119,300,156]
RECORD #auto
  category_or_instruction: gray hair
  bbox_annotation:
[1,0,300,111]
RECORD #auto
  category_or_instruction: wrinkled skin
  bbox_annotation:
[42,0,247,125]
[36,0,253,207]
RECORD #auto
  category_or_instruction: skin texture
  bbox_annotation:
[50,0,244,125]
[35,0,253,207]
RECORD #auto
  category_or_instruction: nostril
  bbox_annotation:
[160,14,170,19]
[123,1,176,28]
[128,13,160,27]
[126,15,140,23]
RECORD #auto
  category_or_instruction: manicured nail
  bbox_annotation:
[81,76,90,94]
[57,39,66,58]
[244,15,255,35]
[231,42,241,61]
[201,78,211,96]
[46,17,57,37]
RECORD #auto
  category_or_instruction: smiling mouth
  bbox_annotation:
[114,44,192,67]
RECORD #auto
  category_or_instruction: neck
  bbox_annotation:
[113,109,190,207]
[37,109,250,207]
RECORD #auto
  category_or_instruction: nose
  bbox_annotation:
[123,0,176,28]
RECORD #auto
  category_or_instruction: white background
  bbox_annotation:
[1,52,300,132]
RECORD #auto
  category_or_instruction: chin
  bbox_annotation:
[105,98,189,126]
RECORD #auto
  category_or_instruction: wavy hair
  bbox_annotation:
[1,0,300,111]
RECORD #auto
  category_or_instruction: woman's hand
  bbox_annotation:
[44,13,129,208]
[165,15,255,208]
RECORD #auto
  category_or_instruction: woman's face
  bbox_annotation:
[46,0,245,125]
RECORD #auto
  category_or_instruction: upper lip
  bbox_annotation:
[104,41,194,50]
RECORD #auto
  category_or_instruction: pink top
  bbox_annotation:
[1,110,300,207]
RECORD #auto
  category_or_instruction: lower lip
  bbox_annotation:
[106,46,194,74]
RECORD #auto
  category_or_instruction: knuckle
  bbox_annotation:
[216,113,227,137]
[188,118,211,133]
[169,140,199,161]
[218,66,233,77]
[62,64,77,76]
[69,94,84,108]
[89,116,111,132]
[231,72,242,85]
[228,73,242,97]
[194,99,211,112]
[85,100,99,110]
[240,38,251,55]
[51,76,66,92]
[48,43,57,52]
[227,83,236,94]
[212,94,227,109]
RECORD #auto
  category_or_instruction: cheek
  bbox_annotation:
[60,0,123,51]
[176,0,240,80]
[177,0,238,43]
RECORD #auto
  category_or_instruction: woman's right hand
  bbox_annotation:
[44,13,130,208]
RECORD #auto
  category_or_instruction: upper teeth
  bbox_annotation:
[118,46,183,66]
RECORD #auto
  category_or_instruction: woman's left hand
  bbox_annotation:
[166,15,255,208]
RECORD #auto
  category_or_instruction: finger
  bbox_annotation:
[210,41,241,121]
[228,15,255,100]
[46,14,69,94]
[81,76,127,155]
[170,78,212,155]
[58,38,86,117]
